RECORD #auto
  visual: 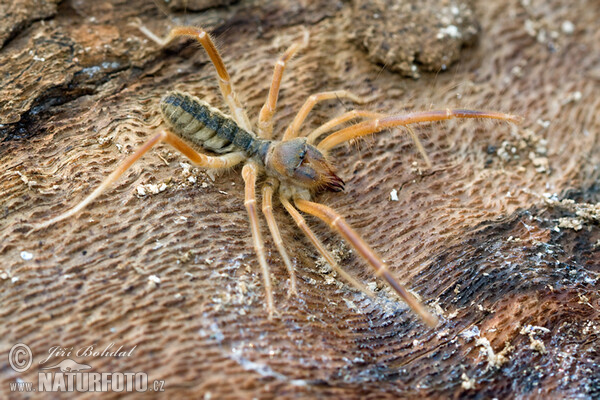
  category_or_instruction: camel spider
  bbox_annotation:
[34,26,520,327]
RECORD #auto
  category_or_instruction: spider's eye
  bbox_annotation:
[295,146,307,168]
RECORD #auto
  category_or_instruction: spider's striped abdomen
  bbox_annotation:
[160,91,269,159]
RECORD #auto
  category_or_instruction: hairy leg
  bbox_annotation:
[262,179,297,296]
[282,91,367,141]
[306,110,385,144]
[257,30,309,139]
[294,198,438,327]
[317,109,521,152]
[31,131,245,231]
[279,196,374,296]
[242,163,275,318]
[305,110,433,166]
[138,25,252,131]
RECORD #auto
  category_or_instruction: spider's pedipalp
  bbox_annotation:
[306,110,385,145]
[294,198,439,327]
[317,109,522,154]
[258,29,310,139]
[242,163,275,318]
[262,179,297,297]
[138,25,252,131]
[279,195,374,297]
[282,91,367,141]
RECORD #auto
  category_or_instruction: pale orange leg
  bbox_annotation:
[306,111,432,167]
[294,198,439,327]
[257,30,309,139]
[241,163,274,318]
[318,109,522,152]
[32,131,245,231]
[282,91,367,141]
[279,196,374,297]
[305,110,385,144]
[261,179,297,296]
[138,25,252,131]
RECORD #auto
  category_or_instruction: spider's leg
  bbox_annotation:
[138,25,252,131]
[306,110,385,144]
[294,198,438,327]
[261,179,297,297]
[282,91,367,141]
[258,30,309,139]
[242,163,275,318]
[279,196,374,297]
[318,109,522,154]
[31,131,245,231]
[305,110,432,167]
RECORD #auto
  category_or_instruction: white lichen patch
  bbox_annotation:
[429,298,451,318]
[521,6,575,50]
[314,242,354,288]
[343,298,359,312]
[437,25,461,39]
[180,162,192,176]
[545,198,600,231]
[178,161,212,187]
[494,127,549,174]
[558,217,583,231]
[528,337,546,354]
[410,161,425,176]
[16,171,38,189]
[147,275,161,289]
[135,182,168,197]
[366,281,380,293]
[520,324,549,354]
[475,337,513,368]
[97,135,112,145]
[461,373,476,390]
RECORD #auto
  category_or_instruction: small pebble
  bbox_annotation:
[561,20,574,35]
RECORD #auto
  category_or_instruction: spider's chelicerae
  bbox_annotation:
[35,26,520,327]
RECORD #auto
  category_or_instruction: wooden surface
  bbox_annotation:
[1,0,599,398]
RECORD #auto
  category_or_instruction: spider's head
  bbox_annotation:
[265,138,344,192]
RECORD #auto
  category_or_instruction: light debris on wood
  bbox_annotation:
[495,127,549,173]
[558,217,583,231]
[147,275,161,289]
[561,20,575,34]
[410,161,424,176]
[135,182,168,197]
[20,251,33,260]
[366,281,380,292]
[545,198,600,230]
[520,324,549,354]
[475,337,513,368]
[16,171,38,189]
[461,373,476,390]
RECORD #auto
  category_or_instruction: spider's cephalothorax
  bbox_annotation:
[265,138,344,192]
[35,25,521,327]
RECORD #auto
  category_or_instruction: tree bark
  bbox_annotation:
[1,0,598,398]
